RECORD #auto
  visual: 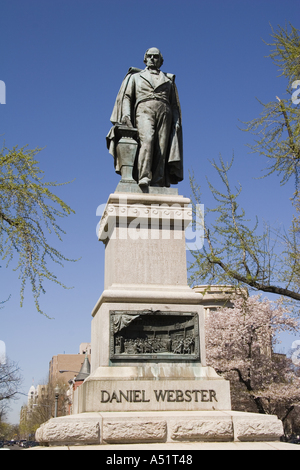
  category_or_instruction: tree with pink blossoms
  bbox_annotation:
[206,294,300,433]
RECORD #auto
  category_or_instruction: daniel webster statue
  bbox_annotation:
[107,48,183,188]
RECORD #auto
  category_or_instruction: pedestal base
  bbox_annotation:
[73,365,231,413]
[35,410,284,446]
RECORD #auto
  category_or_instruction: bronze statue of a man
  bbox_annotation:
[107,48,183,188]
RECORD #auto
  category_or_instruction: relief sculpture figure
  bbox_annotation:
[111,311,199,360]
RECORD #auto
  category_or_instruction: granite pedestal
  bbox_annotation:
[75,190,230,413]
[36,189,283,446]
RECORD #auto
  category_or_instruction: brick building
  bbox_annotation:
[49,343,91,386]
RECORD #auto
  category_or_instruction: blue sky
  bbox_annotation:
[1,0,300,423]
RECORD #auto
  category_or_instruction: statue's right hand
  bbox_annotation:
[121,116,134,128]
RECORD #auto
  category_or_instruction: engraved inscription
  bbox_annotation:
[100,389,218,403]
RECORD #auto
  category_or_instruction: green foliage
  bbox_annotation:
[240,23,300,190]
[189,23,300,306]
[0,144,76,317]
[0,422,19,440]
[189,159,300,302]
[265,23,300,86]
[240,98,300,188]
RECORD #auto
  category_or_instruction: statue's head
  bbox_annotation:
[144,47,164,69]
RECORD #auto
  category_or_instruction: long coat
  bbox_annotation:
[106,67,183,186]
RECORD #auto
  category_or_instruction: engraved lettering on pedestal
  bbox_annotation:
[110,310,200,361]
[153,389,218,403]
[100,388,218,404]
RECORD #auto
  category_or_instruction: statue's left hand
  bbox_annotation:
[121,115,134,128]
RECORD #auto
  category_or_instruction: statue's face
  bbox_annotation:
[145,48,162,69]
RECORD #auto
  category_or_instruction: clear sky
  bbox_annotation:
[1,0,300,423]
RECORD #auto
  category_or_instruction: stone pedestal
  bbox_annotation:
[35,410,284,446]
[74,190,231,415]
[36,189,284,446]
